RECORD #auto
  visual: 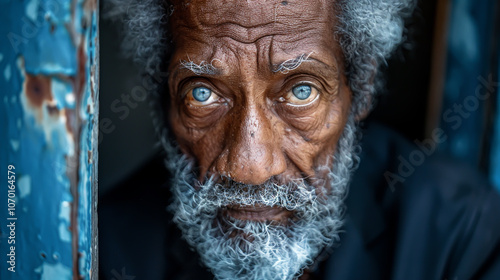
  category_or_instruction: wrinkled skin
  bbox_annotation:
[168,0,352,227]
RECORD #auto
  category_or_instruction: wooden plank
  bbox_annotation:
[0,0,98,279]
[425,0,451,138]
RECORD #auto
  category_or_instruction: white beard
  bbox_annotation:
[164,116,359,280]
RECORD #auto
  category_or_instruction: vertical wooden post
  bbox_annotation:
[425,0,451,138]
[0,0,98,279]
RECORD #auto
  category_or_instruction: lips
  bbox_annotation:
[223,204,293,223]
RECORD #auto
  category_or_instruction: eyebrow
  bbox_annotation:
[175,52,330,78]
[272,52,313,74]
[179,59,221,76]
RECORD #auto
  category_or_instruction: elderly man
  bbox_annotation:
[100,0,500,279]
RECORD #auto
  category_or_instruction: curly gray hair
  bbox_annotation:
[105,0,415,116]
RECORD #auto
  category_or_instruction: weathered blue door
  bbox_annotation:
[0,0,98,279]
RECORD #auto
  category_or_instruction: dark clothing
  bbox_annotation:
[99,122,500,280]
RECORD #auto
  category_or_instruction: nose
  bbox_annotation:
[215,104,287,185]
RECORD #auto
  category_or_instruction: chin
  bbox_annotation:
[164,116,359,280]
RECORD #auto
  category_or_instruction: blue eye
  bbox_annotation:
[292,85,312,100]
[192,87,212,102]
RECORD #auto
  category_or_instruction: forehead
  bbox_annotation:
[169,0,334,32]
[168,0,339,66]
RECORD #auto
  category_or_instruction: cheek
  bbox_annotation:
[282,88,351,174]
[170,104,228,172]
[312,86,352,167]
[169,102,197,157]
[318,95,351,145]
[317,86,352,146]
[190,130,226,174]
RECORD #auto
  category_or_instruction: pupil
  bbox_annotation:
[193,87,211,102]
[292,85,311,100]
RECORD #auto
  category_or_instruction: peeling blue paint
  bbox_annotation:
[25,0,39,22]
[17,175,31,198]
[10,139,20,152]
[58,201,72,244]
[52,77,75,109]
[1,0,98,279]
[4,63,12,81]
[35,262,72,280]
[58,223,72,243]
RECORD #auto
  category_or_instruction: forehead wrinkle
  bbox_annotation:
[207,21,286,45]
[192,0,279,28]
[190,0,332,29]
[203,20,329,46]
[173,0,332,45]
[173,1,278,44]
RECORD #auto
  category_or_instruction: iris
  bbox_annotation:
[292,85,311,100]
[193,87,212,102]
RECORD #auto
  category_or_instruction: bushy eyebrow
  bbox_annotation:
[175,52,329,78]
[272,52,313,74]
[180,59,222,75]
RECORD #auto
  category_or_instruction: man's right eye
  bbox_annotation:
[186,86,220,106]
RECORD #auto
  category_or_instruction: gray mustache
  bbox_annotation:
[200,178,318,210]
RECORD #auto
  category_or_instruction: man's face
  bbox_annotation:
[166,0,355,279]
[168,0,351,215]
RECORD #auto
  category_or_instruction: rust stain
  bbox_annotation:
[23,73,69,127]
[22,72,78,147]
[90,64,96,103]
[24,74,53,108]
[65,109,76,138]
[85,0,97,11]
[69,8,90,279]
[76,37,87,101]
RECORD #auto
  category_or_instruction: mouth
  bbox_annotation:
[222,204,293,223]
